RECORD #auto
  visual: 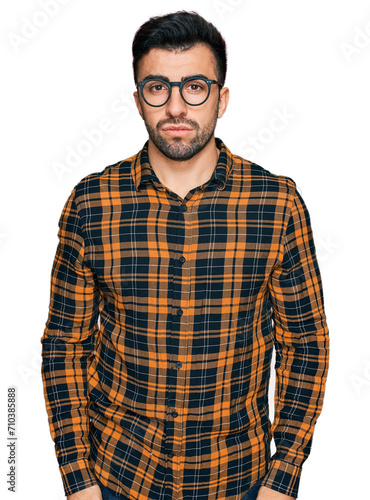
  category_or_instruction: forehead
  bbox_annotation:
[137,44,218,80]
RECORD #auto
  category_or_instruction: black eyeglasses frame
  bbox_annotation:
[136,77,223,107]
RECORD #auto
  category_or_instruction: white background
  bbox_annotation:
[1,0,369,498]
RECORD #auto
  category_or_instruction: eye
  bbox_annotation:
[149,84,166,93]
[186,82,204,92]
[144,81,168,94]
[184,80,207,94]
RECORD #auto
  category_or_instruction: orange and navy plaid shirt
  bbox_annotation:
[41,138,329,499]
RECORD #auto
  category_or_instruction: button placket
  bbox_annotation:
[169,201,189,464]
[165,201,188,462]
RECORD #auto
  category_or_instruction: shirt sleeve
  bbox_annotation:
[41,189,100,496]
[261,183,330,498]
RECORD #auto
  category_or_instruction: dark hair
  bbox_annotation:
[132,11,227,86]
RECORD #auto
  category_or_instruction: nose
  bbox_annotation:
[165,85,188,116]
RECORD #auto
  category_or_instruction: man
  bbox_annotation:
[41,11,329,500]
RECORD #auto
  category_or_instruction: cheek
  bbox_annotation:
[203,104,219,126]
[141,108,158,127]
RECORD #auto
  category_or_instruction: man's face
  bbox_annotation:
[133,44,229,162]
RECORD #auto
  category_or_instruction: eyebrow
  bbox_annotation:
[140,73,211,82]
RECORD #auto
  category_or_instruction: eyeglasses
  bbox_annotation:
[136,77,223,107]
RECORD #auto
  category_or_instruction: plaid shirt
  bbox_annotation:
[41,138,329,499]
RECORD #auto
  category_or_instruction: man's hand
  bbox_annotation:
[67,484,102,500]
[257,485,295,500]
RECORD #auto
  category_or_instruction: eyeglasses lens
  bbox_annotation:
[143,79,209,106]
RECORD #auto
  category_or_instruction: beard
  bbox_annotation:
[142,104,219,162]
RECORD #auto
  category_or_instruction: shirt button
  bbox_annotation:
[179,256,186,264]
[176,362,182,369]
[180,205,187,212]
[177,309,183,316]
[172,411,178,418]
[168,452,174,458]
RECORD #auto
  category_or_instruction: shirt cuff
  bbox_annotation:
[59,458,98,496]
[260,458,302,498]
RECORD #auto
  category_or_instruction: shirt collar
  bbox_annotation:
[132,137,234,192]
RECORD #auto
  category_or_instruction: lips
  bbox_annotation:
[162,126,192,136]
[162,126,191,131]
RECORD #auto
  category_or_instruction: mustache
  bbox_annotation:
[157,118,199,130]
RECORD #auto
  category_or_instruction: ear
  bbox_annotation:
[218,86,230,119]
[133,90,144,119]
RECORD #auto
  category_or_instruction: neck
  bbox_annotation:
[147,137,220,199]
